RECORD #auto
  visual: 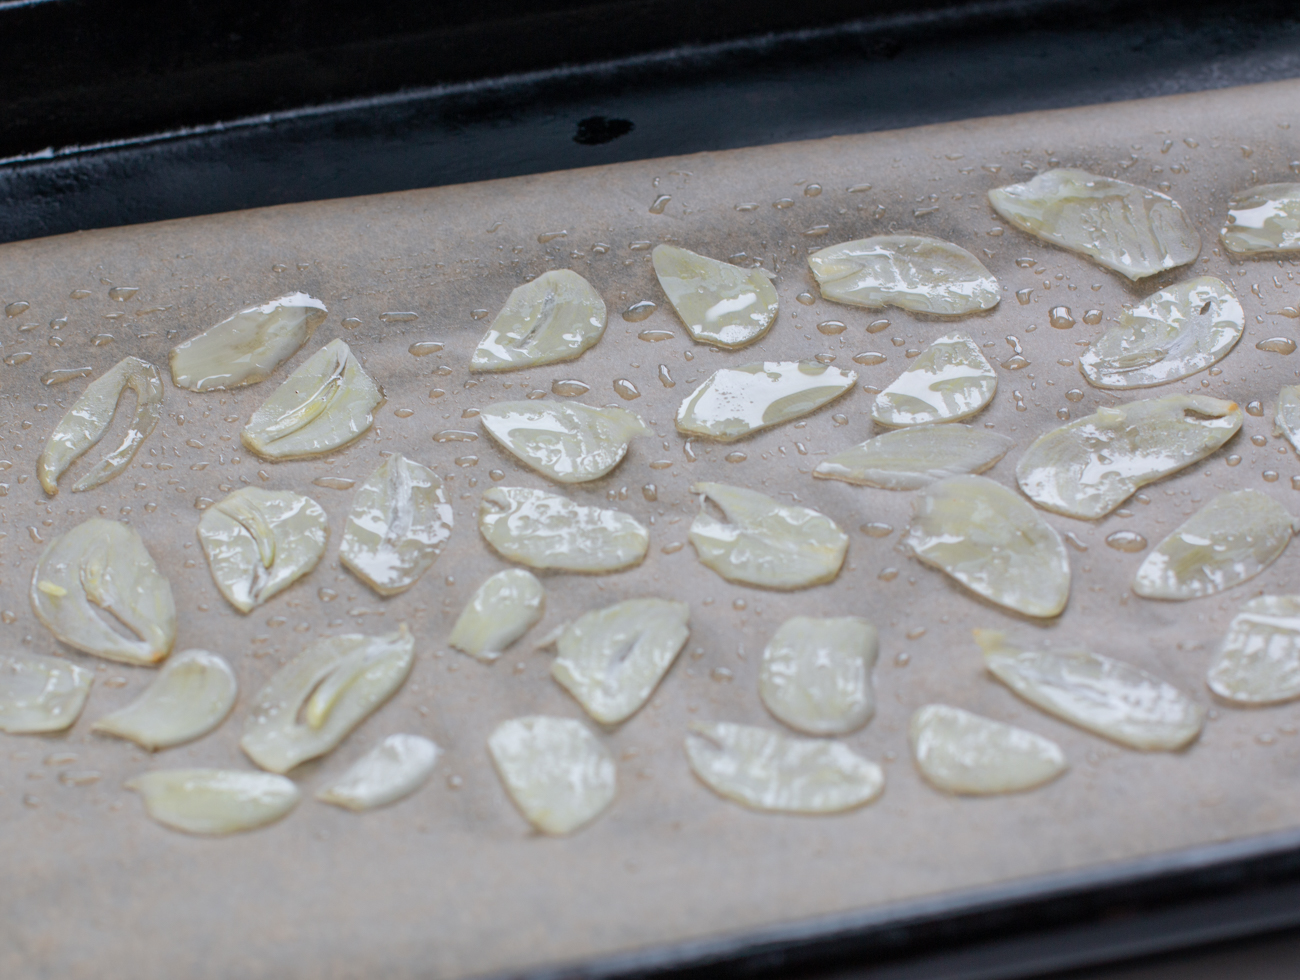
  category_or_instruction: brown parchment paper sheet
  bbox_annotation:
[2,78,1300,980]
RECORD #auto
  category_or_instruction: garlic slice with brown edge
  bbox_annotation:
[126,769,299,835]
[1221,183,1300,255]
[758,616,878,736]
[470,270,607,372]
[478,401,648,483]
[0,652,93,734]
[317,734,439,811]
[870,332,997,427]
[93,650,237,750]
[1207,596,1300,705]
[814,424,1013,490]
[910,704,1067,795]
[488,715,616,835]
[675,361,857,442]
[449,569,545,662]
[652,244,778,348]
[808,235,1000,315]
[1275,385,1300,453]
[478,486,649,573]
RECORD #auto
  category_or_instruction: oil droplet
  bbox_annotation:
[69,289,91,300]
[342,317,362,329]
[108,286,139,302]
[891,337,906,347]
[735,203,759,212]
[649,195,671,214]
[455,456,479,467]
[733,599,747,611]
[879,567,900,581]
[1063,531,1088,551]
[638,329,675,342]
[59,770,102,786]
[866,318,890,333]
[661,541,685,554]
[471,309,491,320]
[1048,306,1075,329]
[312,477,355,490]
[1083,309,1103,325]
[649,460,673,470]
[804,183,823,197]
[658,364,675,388]
[711,667,735,682]
[92,334,113,346]
[408,341,444,356]
[1064,388,1085,403]
[860,522,893,537]
[894,651,911,666]
[643,484,658,502]
[796,292,817,306]
[40,367,91,385]
[613,379,641,400]
[1013,391,1027,411]
[526,389,547,400]
[906,627,927,640]
[462,408,480,419]
[552,379,590,397]
[1292,476,1300,490]
[1252,434,1268,447]
[832,414,849,426]
[1105,531,1148,553]
[725,452,747,463]
[537,231,568,243]
[1246,400,1264,417]
[5,301,30,317]
[4,352,32,365]
[1226,454,1242,466]
[684,440,697,462]
[380,311,418,323]
[1264,470,1280,482]
[852,351,886,366]
[394,408,415,418]
[1056,407,1070,420]
[773,199,795,209]
[428,388,446,400]
[434,429,478,442]
[1016,288,1034,305]
[623,301,657,322]
[814,353,837,364]
[816,319,846,335]
[1258,338,1297,355]
[848,183,872,193]
[630,241,652,251]
[1002,355,1031,370]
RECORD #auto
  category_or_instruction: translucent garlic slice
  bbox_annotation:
[449,569,545,662]
[814,424,1014,490]
[977,629,1205,751]
[169,292,327,391]
[807,235,1000,315]
[1274,385,1300,453]
[689,482,848,590]
[1207,596,1300,705]
[1221,183,1300,255]
[478,401,648,483]
[987,169,1200,280]
[758,616,878,736]
[198,487,329,613]
[31,518,176,665]
[317,733,440,811]
[126,769,299,835]
[870,332,996,427]
[675,361,857,442]
[487,715,616,835]
[651,244,778,348]
[240,625,415,773]
[910,704,1067,795]
[478,486,649,573]
[38,355,163,495]
[684,721,883,814]
[904,475,1070,618]
[241,339,381,460]
[92,650,237,750]
[0,652,93,734]
[1016,395,1242,520]
[470,270,607,372]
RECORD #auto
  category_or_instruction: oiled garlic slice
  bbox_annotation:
[240,625,415,773]
[910,704,1067,795]
[1207,596,1300,705]
[38,355,163,495]
[92,650,237,750]
[487,715,616,835]
[317,733,439,811]
[871,332,996,427]
[1221,183,1300,255]
[1016,395,1242,520]
[31,518,176,665]
[478,486,648,573]
[684,721,883,814]
[808,235,1000,315]
[675,361,857,442]
[550,598,689,725]
[1275,385,1300,453]
[1133,490,1297,600]
[758,616,878,736]
[0,652,92,734]
[241,339,381,459]
[198,487,329,613]
[652,244,778,348]
[689,482,848,589]
[904,475,1070,618]
[814,425,1014,490]
[126,769,299,835]
[977,629,1204,751]
[470,270,607,372]
[449,569,545,662]
[988,169,1200,280]
[169,293,327,391]
[479,401,648,483]
[339,455,452,595]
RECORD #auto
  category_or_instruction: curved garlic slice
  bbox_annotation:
[31,518,176,665]
[808,235,1000,315]
[1221,183,1300,255]
[987,169,1200,280]
[479,401,648,483]
[198,487,329,613]
[470,270,607,372]
[689,482,848,590]
[904,476,1070,618]
[758,616,878,736]
[675,361,857,442]
[870,332,996,427]
[977,629,1204,751]
[652,244,778,347]
[92,650,237,750]
[487,715,616,835]
[0,652,92,733]
[1274,385,1300,453]
[38,356,163,495]
[684,721,883,814]
[478,486,649,573]
[814,424,1013,490]
[1207,596,1300,705]
[449,569,545,662]
[241,339,381,460]
[240,625,415,773]
[169,293,327,391]
[550,598,690,725]
[317,733,439,811]
[1016,395,1242,520]
[910,704,1067,795]
[126,769,299,835]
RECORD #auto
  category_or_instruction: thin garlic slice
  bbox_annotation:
[689,482,848,590]
[1274,385,1300,453]
[684,721,883,814]
[126,769,299,835]
[550,598,690,725]
[1221,183,1300,255]
[198,487,329,613]
[478,401,648,483]
[977,629,1205,751]
[870,332,996,427]
[38,355,163,495]
[241,339,381,460]
[1016,395,1242,520]
[904,475,1070,618]
[92,650,237,750]
[675,361,857,442]
[1207,596,1300,705]
[240,625,415,773]
[988,169,1200,280]
[814,424,1013,490]
[0,652,92,734]
[758,616,878,736]
[169,293,327,391]
[808,235,1000,315]
[31,518,176,665]
[478,486,649,573]
[470,270,606,372]
[651,244,778,348]
[910,704,1067,795]
[487,715,616,835]
[449,569,545,662]
[317,733,439,811]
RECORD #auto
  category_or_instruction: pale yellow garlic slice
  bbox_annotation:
[0,652,92,734]
[478,401,648,483]
[807,235,1000,315]
[240,625,415,773]
[487,715,616,835]
[651,244,778,348]
[814,424,1013,490]
[1016,395,1242,520]
[92,650,237,750]
[169,292,327,391]
[126,768,299,835]
[910,704,1067,795]
[1207,596,1300,705]
[448,569,545,662]
[675,361,857,442]
[870,332,996,427]
[470,270,606,372]
[478,486,649,573]
[1221,183,1300,255]
[31,518,175,665]
[684,721,883,814]
[38,356,163,495]
[758,616,878,736]
[988,169,1200,280]
[1274,385,1300,453]
[317,733,439,811]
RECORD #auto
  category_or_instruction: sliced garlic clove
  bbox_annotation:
[814,424,1013,490]
[478,486,649,573]
[1207,595,1300,705]
[808,235,1000,315]
[478,401,648,483]
[126,768,299,835]
[910,704,1067,795]
[1274,385,1300,453]
[870,332,996,427]
[758,616,878,736]
[651,244,779,348]
[487,715,616,835]
[316,733,439,811]
[675,361,858,442]
[470,270,607,372]
[1221,183,1300,255]
[92,649,237,750]
[448,569,545,662]
[0,652,93,733]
